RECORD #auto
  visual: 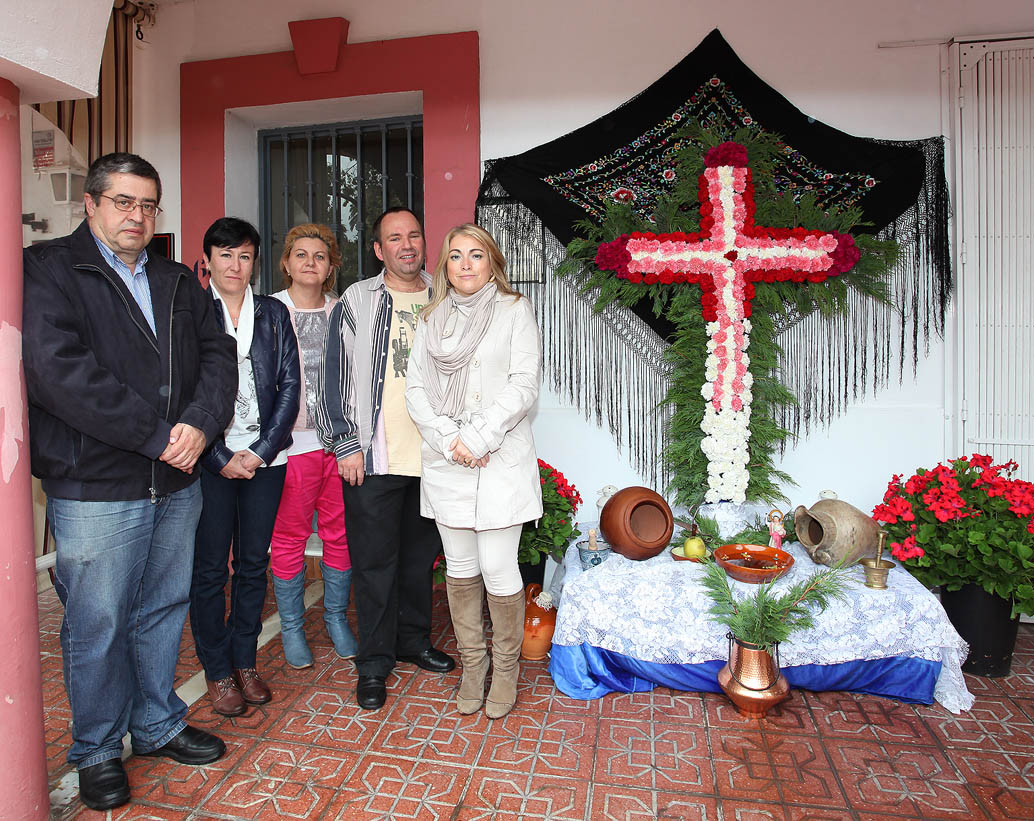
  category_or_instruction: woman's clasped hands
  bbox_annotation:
[450,436,489,469]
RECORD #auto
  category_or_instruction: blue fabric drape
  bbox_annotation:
[549,642,940,704]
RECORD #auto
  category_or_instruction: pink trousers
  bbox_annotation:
[270,449,350,579]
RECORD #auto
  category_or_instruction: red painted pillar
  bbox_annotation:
[0,76,49,820]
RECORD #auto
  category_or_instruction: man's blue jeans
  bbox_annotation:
[48,482,202,768]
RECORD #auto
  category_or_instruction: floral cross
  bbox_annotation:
[595,142,860,503]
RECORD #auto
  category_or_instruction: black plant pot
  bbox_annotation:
[939,583,1020,677]
[518,557,547,589]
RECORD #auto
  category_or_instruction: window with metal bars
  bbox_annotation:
[258,116,424,294]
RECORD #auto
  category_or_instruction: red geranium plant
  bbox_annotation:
[873,454,1034,617]
[519,459,583,565]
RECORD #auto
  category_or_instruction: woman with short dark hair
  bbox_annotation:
[188,217,300,716]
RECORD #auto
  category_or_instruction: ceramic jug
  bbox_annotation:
[598,486,674,561]
[521,584,557,661]
[794,498,881,567]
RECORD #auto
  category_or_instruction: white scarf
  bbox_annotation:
[210,281,254,363]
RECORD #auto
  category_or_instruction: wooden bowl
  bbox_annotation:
[714,543,794,584]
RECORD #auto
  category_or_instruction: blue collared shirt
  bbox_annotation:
[91,233,156,334]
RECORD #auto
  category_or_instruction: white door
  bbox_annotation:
[954,38,1034,479]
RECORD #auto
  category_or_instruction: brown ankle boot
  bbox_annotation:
[485,589,526,719]
[206,676,246,716]
[446,574,489,714]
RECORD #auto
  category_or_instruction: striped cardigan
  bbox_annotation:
[314,269,432,474]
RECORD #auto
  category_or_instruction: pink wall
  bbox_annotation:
[179,30,481,272]
[0,75,49,820]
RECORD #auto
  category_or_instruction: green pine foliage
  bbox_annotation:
[555,126,898,510]
[700,559,852,651]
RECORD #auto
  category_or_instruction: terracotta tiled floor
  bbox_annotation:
[38,581,1034,820]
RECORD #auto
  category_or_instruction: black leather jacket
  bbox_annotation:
[23,220,237,501]
[201,294,300,472]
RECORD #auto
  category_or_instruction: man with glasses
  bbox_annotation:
[22,153,237,811]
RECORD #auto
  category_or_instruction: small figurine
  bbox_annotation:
[588,528,598,549]
[596,485,619,519]
[767,509,786,551]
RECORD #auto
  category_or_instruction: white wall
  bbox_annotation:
[0,0,111,103]
[132,0,1034,518]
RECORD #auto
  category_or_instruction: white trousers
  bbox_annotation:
[436,522,524,596]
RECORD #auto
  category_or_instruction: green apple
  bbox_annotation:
[682,535,707,559]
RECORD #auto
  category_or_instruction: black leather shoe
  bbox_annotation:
[136,725,226,765]
[78,758,130,811]
[356,675,387,710]
[398,647,456,673]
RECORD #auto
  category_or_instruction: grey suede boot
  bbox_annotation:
[446,575,490,714]
[485,589,526,719]
[272,569,313,669]
[320,561,358,659]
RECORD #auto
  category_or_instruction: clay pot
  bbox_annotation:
[521,584,557,661]
[714,543,794,584]
[794,499,882,567]
[598,486,674,561]
[717,635,790,719]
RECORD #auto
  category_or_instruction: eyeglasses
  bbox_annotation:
[96,194,163,218]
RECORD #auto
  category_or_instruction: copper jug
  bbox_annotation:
[717,636,790,718]
[794,498,881,567]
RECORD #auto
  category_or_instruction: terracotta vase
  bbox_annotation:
[717,635,790,718]
[598,486,674,561]
[521,584,557,661]
[794,498,882,567]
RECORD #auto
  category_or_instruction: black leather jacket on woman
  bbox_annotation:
[201,294,301,472]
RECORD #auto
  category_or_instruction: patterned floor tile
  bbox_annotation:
[599,689,659,721]
[806,691,938,744]
[829,738,986,818]
[263,689,385,750]
[708,727,777,801]
[764,735,847,808]
[759,694,819,735]
[322,755,470,820]
[922,693,1034,753]
[588,783,719,820]
[718,798,789,821]
[196,740,352,818]
[594,718,714,794]
[779,806,856,821]
[370,696,489,764]
[456,769,589,820]
[480,710,598,780]
[38,581,1034,820]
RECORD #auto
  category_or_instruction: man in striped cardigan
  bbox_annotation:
[316,207,455,710]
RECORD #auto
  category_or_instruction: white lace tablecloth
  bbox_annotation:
[553,540,974,713]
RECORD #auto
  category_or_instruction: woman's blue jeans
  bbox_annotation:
[48,482,202,768]
[189,465,286,680]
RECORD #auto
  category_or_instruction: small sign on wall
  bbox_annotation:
[32,130,55,169]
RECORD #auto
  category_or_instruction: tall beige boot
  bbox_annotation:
[446,574,490,714]
[485,589,526,719]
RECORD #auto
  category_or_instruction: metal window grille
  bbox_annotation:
[955,39,1034,479]
[258,116,423,294]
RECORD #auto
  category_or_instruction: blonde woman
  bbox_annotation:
[269,224,356,667]
[405,224,543,718]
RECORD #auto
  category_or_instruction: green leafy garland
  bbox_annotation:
[700,559,852,651]
[556,126,898,510]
